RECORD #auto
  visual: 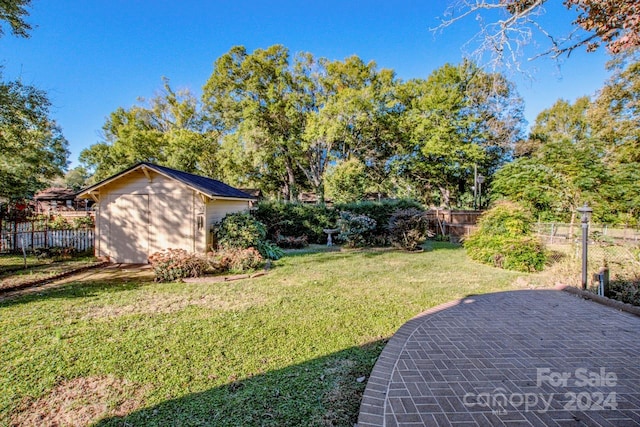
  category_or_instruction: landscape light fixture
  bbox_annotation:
[576,203,593,290]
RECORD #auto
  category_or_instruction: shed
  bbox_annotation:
[76,162,255,263]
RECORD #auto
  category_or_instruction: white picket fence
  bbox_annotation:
[0,222,94,253]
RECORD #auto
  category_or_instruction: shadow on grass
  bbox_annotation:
[94,339,388,427]
[0,271,156,308]
[423,240,463,251]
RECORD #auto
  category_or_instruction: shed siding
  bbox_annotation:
[149,190,194,254]
[106,194,149,263]
[94,170,196,262]
[90,168,251,262]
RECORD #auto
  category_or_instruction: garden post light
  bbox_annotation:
[476,174,485,210]
[577,203,592,290]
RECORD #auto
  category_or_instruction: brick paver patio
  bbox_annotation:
[358,290,640,426]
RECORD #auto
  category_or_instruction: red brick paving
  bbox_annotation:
[358,290,640,426]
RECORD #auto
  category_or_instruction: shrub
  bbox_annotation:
[256,240,285,260]
[71,215,94,229]
[337,211,377,248]
[607,278,640,306]
[464,201,547,272]
[388,208,428,251]
[335,199,423,243]
[276,234,309,249]
[34,246,77,261]
[207,247,264,274]
[149,249,208,282]
[254,201,338,244]
[48,216,71,230]
[215,212,283,260]
[216,212,267,250]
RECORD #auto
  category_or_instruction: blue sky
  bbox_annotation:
[1,0,612,167]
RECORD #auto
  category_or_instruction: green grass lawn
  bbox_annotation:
[0,253,48,272]
[0,243,524,426]
[0,256,101,291]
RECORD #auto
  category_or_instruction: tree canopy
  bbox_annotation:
[491,59,640,224]
[0,0,32,38]
[79,79,216,184]
[0,75,68,200]
[82,46,522,207]
[0,0,70,201]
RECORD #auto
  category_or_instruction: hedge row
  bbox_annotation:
[253,199,423,244]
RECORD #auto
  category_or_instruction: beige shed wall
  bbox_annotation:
[92,168,250,262]
[94,170,198,262]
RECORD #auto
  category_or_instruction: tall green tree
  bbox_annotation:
[0,0,69,200]
[0,77,68,199]
[589,60,640,163]
[301,56,403,201]
[493,138,608,223]
[397,61,524,206]
[202,45,305,201]
[80,79,216,182]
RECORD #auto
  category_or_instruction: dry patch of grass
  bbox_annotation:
[81,291,261,319]
[10,376,146,427]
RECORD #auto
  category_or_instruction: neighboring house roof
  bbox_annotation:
[76,162,256,201]
[34,187,77,201]
[238,188,263,199]
[298,192,332,204]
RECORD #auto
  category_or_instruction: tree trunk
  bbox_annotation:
[285,159,297,202]
[438,186,451,209]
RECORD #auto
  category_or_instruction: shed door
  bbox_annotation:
[107,194,149,263]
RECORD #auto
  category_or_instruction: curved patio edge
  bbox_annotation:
[357,289,640,427]
[357,298,465,426]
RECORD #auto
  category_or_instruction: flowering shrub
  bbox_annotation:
[388,208,428,251]
[148,249,208,282]
[337,211,377,248]
[207,247,264,273]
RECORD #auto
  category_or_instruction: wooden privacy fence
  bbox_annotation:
[0,221,94,253]
[424,209,481,242]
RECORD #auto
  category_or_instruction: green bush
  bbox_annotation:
[149,249,208,282]
[215,212,283,260]
[337,211,377,248]
[464,201,547,272]
[388,208,428,251]
[216,212,267,250]
[256,240,285,260]
[253,201,338,244]
[607,278,640,306]
[335,199,423,243]
[253,199,423,247]
[71,215,94,229]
